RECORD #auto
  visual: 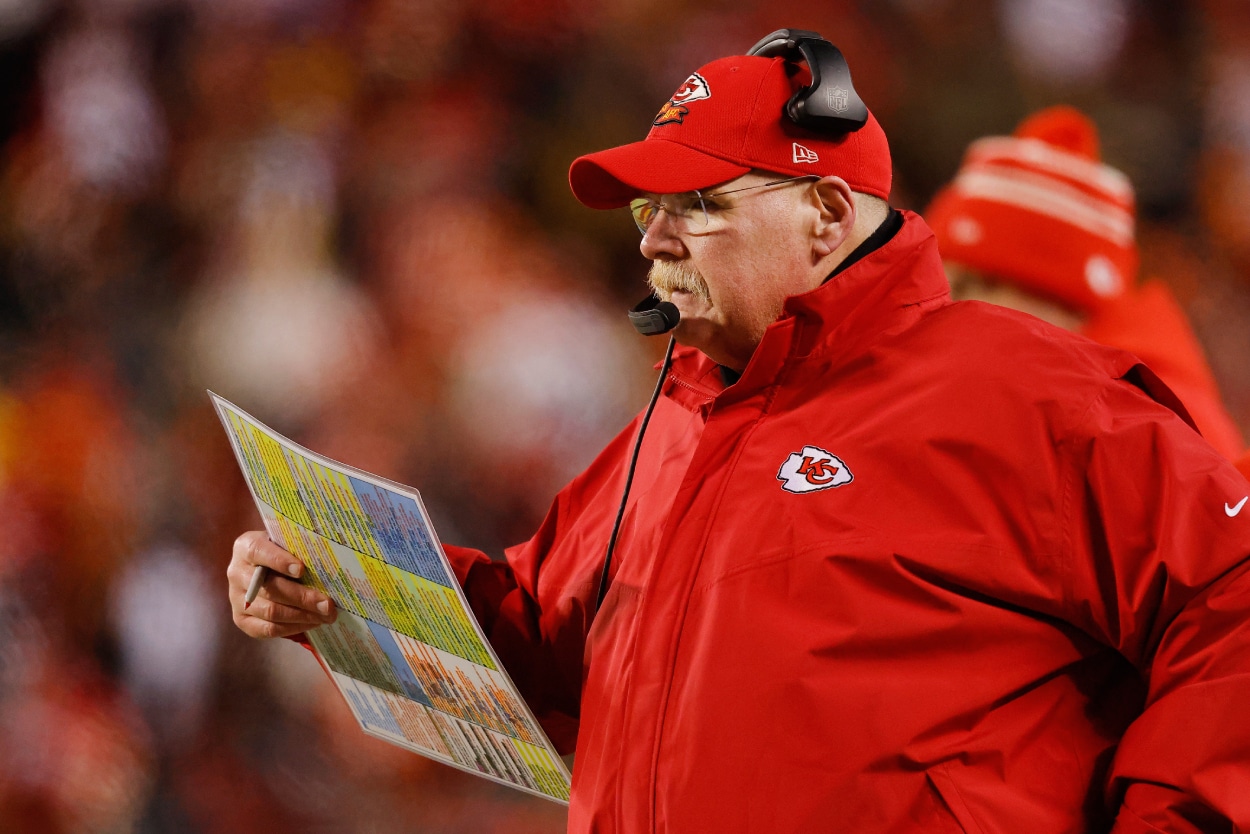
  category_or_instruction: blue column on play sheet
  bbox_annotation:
[339,677,406,739]
[348,477,452,587]
[365,620,433,705]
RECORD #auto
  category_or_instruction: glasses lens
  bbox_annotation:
[631,198,657,234]
[676,192,709,227]
[629,192,710,233]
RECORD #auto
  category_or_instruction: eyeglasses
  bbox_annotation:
[629,175,819,235]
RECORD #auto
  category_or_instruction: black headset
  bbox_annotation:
[600,30,870,611]
[747,28,869,136]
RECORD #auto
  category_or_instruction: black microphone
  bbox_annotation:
[629,295,681,335]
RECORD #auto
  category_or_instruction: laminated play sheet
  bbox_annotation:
[212,392,571,804]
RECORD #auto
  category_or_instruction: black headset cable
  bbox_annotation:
[595,336,676,611]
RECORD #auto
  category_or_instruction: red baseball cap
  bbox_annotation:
[568,55,892,209]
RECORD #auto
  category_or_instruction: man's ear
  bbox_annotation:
[811,176,855,259]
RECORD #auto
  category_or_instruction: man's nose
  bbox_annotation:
[640,211,687,261]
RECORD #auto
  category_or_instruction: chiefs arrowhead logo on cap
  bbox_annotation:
[653,103,690,126]
[653,72,711,126]
[777,445,853,494]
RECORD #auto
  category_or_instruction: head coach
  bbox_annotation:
[228,30,1250,833]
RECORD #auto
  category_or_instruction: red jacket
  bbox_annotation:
[447,213,1250,833]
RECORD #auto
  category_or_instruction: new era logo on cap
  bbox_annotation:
[792,143,819,164]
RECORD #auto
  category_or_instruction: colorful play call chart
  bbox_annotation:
[211,393,571,804]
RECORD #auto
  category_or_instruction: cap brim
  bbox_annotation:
[569,139,752,209]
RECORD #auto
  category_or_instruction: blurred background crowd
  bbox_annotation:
[0,0,1248,831]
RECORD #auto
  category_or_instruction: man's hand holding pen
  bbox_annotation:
[227,531,338,639]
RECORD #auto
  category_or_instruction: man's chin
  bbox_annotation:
[670,313,717,356]
[668,289,711,318]
[668,308,752,370]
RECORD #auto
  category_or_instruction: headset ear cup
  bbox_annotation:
[789,38,868,133]
[745,29,868,136]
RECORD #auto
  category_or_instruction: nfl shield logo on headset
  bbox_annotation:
[827,85,850,113]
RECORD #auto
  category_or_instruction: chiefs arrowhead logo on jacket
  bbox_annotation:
[777,446,853,493]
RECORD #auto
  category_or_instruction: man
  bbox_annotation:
[229,38,1250,833]
[926,104,1246,460]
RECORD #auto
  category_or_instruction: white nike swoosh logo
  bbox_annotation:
[1228,496,1249,517]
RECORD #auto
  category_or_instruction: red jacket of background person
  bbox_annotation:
[927,105,1245,460]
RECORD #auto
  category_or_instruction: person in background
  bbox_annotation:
[926,105,1245,460]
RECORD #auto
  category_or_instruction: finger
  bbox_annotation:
[254,574,337,619]
[232,611,317,640]
[226,570,335,623]
[231,531,305,580]
[245,595,335,627]
[227,559,304,600]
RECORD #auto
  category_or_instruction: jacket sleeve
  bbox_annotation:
[439,416,643,755]
[1062,376,1250,832]
[1081,280,1245,460]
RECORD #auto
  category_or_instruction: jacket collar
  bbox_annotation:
[782,209,950,363]
[665,211,950,401]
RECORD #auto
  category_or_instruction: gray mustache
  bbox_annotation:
[648,261,710,302]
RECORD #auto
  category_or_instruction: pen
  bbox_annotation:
[243,564,267,610]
